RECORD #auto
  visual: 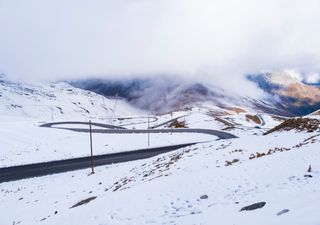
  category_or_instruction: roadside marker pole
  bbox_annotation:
[170,112,173,135]
[148,115,150,147]
[89,120,95,174]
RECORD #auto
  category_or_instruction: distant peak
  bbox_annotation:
[263,71,301,86]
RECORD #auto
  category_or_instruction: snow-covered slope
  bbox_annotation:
[0,117,319,225]
[264,71,300,86]
[0,75,320,225]
[0,74,141,121]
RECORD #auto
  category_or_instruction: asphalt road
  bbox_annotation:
[40,121,238,139]
[0,121,237,183]
[40,121,126,130]
[0,143,198,183]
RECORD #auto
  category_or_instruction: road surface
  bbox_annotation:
[40,121,238,139]
[40,121,125,129]
[0,121,237,183]
[0,143,198,183]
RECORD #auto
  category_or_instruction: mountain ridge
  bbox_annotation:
[70,72,320,116]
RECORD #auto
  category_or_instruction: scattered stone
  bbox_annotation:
[200,195,208,200]
[277,209,289,216]
[304,174,313,178]
[240,202,266,211]
[225,159,239,166]
[70,196,97,209]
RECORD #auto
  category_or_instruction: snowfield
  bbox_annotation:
[0,116,218,167]
[1,127,319,225]
[0,76,320,225]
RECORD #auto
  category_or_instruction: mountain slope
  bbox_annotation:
[0,74,140,121]
[70,77,292,116]
[247,71,320,115]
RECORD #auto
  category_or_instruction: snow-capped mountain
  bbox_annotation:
[70,72,320,116]
[0,74,140,121]
[3,71,315,118]
[70,78,239,113]
[1,73,320,225]
[248,71,320,116]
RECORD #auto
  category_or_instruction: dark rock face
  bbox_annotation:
[240,202,266,211]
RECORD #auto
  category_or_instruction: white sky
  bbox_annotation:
[0,0,320,94]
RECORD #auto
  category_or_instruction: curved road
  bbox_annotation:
[40,121,126,130]
[40,121,238,139]
[0,121,237,183]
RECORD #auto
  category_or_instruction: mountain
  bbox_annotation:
[2,72,318,119]
[70,77,230,113]
[247,71,320,116]
[0,74,139,121]
[1,73,320,225]
[70,73,320,116]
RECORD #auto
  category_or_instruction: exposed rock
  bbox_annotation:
[277,209,289,216]
[264,118,320,135]
[240,202,266,211]
[70,196,97,209]
[245,114,261,124]
[200,195,208,200]
[304,174,313,178]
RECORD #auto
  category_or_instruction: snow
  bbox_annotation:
[0,129,319,225]
[0,78,142,121]
[265,71,301,86]
[0,116,218,167]
[1,77,320,225]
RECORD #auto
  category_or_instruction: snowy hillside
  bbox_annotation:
[0,115,319,225]
[0,75,320,225]
[0,74,140,121]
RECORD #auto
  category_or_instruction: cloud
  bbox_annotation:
[305,73,320,84]
[0,0,320,96]
[283,69,303,81]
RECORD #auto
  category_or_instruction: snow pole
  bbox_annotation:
[89,120,95,174]
[148,114,150,147]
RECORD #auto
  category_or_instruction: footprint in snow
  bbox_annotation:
[162,198,202,219]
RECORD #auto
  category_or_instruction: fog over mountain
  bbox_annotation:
[70,71,320,116]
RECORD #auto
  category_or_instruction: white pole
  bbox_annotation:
[89,120,95,174]
[148,114,150,147]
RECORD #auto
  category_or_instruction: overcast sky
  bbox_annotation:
[0,0,320,95]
